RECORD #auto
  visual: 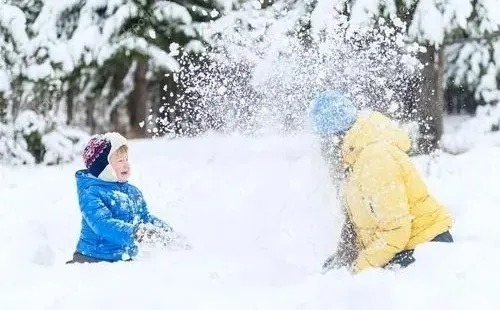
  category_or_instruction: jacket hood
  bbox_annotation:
[341,111,411,166]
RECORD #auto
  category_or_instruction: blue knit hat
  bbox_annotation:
[310,90,358,135]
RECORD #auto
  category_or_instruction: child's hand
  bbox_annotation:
[134,223,192,251]
[134,223,165,244]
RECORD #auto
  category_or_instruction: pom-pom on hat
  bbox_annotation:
[82,135,111,177]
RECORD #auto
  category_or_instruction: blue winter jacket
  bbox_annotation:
[74,169,171,262]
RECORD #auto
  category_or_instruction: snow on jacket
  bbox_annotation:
[340,111,453,273]
[74,169,171,262]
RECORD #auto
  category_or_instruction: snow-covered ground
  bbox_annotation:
[2,129,500,309]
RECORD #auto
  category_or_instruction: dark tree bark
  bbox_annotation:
[86,100,96,133]
[66,83,74,125]
[128,60,149,138]
[415,44,444,153]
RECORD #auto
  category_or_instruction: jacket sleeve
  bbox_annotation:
[80,189,136,246]
[351,151,412,273]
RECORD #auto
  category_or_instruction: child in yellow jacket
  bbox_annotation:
[310,90,454,273]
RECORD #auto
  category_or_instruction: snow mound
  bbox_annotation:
[1,133,499,309]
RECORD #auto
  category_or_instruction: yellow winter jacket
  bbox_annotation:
[340,111,453,273]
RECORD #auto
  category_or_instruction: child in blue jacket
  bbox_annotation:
[67,132,183,264]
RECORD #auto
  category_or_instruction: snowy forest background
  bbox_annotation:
[1,0,500,165]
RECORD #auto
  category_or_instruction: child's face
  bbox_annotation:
[110,150,130,182]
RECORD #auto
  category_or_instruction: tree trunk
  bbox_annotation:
[128,61,149,138]
[66,84,74,125]
[416,44,444,153]
[0,94,6,121]
[86,100,96,133]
